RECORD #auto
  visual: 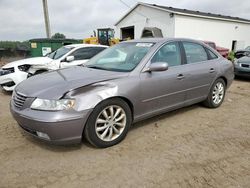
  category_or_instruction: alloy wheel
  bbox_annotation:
[212,82,225,105]
[95,105,127,142]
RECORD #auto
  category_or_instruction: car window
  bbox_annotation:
[207,48,218,59]
[151,42,181,67]
[183,42,208,64]
[48,46,74,60]
[71,47,106,60]
[245,46,250,51]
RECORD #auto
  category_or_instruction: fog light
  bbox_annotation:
[36,131,50,140]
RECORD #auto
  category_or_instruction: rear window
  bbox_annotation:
[207,49,218,59]
[71,47,106,60]
[183,42,208,64]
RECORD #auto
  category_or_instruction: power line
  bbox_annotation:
[119,0,132,9]
[119,0,148,19]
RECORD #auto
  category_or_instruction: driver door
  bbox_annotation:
[139,42,188,118]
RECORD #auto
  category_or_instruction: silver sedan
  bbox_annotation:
[10,38,234,148]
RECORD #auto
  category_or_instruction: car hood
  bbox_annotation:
[238,56,250,64]
[2,57,53,68]
[15,66,129,99]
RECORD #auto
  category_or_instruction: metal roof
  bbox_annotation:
[115,2,250,25]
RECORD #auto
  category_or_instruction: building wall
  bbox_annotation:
[174,15,250,50]
[115,5,175,39]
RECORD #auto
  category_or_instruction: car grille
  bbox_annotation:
[241,64,250,68]
[13,92,27,109]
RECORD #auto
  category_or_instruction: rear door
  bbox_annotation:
[181,41,218,104]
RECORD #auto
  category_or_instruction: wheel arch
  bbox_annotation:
[116,96,134,120]
[218,76,227,87]
[98,96,134,121]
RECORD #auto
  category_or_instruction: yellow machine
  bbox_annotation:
[84,28,119,46]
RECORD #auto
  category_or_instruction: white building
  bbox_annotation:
[114,3,250,50]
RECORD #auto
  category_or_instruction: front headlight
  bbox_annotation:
[31,98,75,111]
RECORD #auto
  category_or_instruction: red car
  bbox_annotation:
[203,41,229,58]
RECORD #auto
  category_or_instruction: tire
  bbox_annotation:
[203,78,226,108]
[84,98,132,148]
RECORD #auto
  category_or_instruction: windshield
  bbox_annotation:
[86,42,154,72]
[47,46,74,60]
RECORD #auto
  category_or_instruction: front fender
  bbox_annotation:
[66,82,120,111]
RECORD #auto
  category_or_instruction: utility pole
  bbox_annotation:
[42,0,51,38]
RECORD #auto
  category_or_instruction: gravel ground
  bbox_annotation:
[0,79,250,188]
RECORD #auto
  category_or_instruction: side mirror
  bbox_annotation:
[66,56,74,62]
[144,62,168,72]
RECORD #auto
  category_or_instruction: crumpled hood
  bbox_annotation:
[2,57,53,68]
[15,66,128,99]
[238,56,250,64]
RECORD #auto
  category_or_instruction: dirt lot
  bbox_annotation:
[0,79,250,188]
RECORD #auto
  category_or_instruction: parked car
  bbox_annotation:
[234,55,250,78]
[203,41,229,58]
[11,38,234,148]
[234,46,250,59]
[0,44,108,91]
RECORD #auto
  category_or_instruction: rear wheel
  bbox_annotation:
[203,78,226,108]
[84,98,132,148]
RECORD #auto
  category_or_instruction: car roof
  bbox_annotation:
[124,38,167,43]
[65,44,108,48]
[123,38,206,44]
[123,38,222,57]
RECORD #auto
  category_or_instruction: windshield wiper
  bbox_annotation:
[86,65,108,70]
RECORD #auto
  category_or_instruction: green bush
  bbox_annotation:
[0,41,30,50]
[227,51,235,61]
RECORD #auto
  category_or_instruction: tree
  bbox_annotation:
[51,33,66,39]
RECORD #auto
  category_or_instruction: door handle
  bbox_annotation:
[209,68,215,73]
[177,74,185,80]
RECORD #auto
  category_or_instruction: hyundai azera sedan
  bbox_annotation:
[11,38,234,148]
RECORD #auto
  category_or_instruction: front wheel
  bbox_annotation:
[84,98,132,148]
[203,78,226,108]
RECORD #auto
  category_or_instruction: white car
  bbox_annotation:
[0,44,108,91]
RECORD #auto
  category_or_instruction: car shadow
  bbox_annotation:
[25,104,203,152]
[234,76,250,82]
[23,135,83,152]
[0,88,12,96]
[131,104,200,131]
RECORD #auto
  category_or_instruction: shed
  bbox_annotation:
[115,3,250,50]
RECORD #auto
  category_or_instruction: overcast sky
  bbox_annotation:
[0,0,250,41]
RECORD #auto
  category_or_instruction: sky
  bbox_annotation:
[0,0,250,41]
